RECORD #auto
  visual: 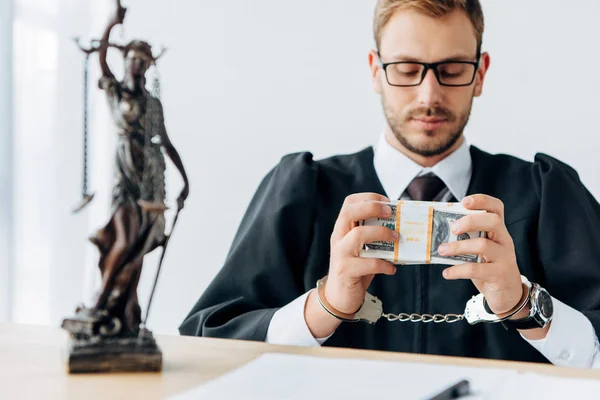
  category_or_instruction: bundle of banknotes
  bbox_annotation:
[360,200,486,265]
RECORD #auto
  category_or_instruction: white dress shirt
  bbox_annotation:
[266,134,600,368]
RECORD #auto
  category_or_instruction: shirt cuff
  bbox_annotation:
[521,296,600,368]
[265,290,333,347]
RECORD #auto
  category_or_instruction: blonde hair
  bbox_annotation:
[373,0,484,54]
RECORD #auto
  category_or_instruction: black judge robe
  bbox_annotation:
[179,145,600,363]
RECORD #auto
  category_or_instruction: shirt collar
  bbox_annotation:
[373,133,472,201]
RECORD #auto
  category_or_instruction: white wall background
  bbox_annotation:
[6,0,600,334]
[0,0,14,322]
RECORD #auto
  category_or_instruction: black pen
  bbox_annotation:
[427,379,471,400]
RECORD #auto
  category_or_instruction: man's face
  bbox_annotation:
[370,9,490,157]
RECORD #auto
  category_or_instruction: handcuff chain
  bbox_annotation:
[381,312,464,324]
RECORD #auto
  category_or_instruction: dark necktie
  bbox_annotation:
[406,173,448,201]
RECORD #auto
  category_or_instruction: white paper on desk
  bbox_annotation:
[168,352,517,400]
[502,372,600,399]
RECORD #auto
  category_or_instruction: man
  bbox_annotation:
[180,0,600,368]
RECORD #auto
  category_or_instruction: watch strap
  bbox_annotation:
[501,315,541,330]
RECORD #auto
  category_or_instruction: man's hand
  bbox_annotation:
[437,194,522,314]
[438,194,550,339]
[305,193,397,338]
[326,193,398,313]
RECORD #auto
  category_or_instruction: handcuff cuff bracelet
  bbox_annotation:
[315,275,532,325]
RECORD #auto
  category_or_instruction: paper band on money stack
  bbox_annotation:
[359,200,486,266]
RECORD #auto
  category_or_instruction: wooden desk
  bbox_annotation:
[1,323,599,399]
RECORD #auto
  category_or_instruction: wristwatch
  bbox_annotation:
[501,283,554,330]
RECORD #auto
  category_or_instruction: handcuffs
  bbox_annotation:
[315,275,532,325]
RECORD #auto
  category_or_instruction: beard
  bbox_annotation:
[381,92,473,157]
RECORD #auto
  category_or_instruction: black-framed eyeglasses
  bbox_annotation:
[377,52,480,87]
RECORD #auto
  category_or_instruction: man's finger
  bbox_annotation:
[462,194,505,220]
[337,257,397,278]
[332,201,393,243]
[343,193,390,206]
[438,238,502,262]
[341,201,393,225]
[442,262,495,281]
[452,213,511,246]
[340,225,399,256]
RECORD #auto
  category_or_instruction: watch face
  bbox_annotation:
[538,289,554,319]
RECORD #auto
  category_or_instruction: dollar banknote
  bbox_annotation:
[360,201,486,265]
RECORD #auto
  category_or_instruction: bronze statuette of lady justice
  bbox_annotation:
[61,0,190,373]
